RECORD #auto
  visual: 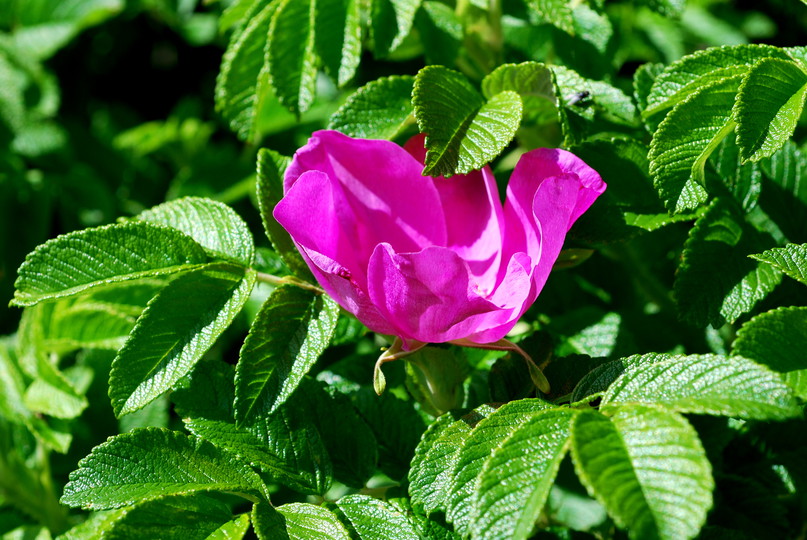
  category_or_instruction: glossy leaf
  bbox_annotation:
[268,0,317,116]
[336,494,420,539]
[315,0,361,87]
[751,243,807,286]
[371,0,421,57]
[277,503,351,539]
[328,76,415,139]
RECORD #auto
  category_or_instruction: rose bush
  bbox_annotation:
[274,130,606,351]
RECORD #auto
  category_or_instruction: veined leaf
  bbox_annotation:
[12,222,208,306]
[409,405,495,514]
[470,409,577,540]
[234,286,339,424]
[416,1,462,67]
[61,428,268,509]
[445,399,554,535]
[328,75,415,139]
[645,44,792,117]
[256,148,312,279]
[572,406,713,540]
[482,62,556,124]
[23,356,87,419]
[413,66,522,177]
[711,136,762,211]
[601,353,801,420]
[648,76,739,213]
[371,0,421,58]
[733,307,807,399]
[735,58,807,162]
[102,494,245,540]
[336,494,420,539]
[751,244,807,285]
[315,0,361,87]
[759,140,807,243]
[109,263,256,416]
[276,503,351,539]
[268,0,317,116]
[525,0,574,34]
[674,198,781,327]
[137,197,255,267]
[571,353,670,403]
[215,0,278,141]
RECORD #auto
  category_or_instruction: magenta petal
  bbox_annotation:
[367,244,511,344]
[284,130,447,253]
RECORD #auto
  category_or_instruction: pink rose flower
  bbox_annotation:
[274,130,606,354]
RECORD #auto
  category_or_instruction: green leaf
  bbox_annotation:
[336,494,420,539]
[445,399,555,535]
[327,75,415,139]
[61,428,268,510]
[268,0,317,116]
[23,358,87,419]
[601,353,801,420]
[413,66,522,177]
[759,140,807,242]
[710,136,762,211]
[315,0,361,87]
[255,148,312,279]
[645,44,792,117]
[215,0,278,141]
[276,503,351,539]
[648,76,740,213]
[482,62,556,124]
[525,0,574,34]
[109,263,256,416]
[470,409,577,540]
[137,197,255,267]
[674,198,781,327]
[103,494,244,540]
[235,286,339,424]
[571,353,669,403]
[733,307,807,399]
[751,243,807,285]
[415,1,463,67]
[409,406,495,514]
[371,0,421,58]
[642,0,685,17]
[735,58,807,162]
[12,222,208,306]
[572,406,713,540]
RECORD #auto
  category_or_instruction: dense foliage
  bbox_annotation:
[3,0,807,538]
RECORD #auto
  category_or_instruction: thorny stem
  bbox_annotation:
[255,271,324,294]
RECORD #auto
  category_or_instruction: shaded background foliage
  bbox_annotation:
[2,0,807,539]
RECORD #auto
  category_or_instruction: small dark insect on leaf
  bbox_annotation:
[566,90,591,106]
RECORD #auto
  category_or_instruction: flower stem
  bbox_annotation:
[255,271,324,294]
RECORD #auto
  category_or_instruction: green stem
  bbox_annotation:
[255,271,324,294]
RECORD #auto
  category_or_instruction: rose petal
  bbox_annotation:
[285,130,447,253]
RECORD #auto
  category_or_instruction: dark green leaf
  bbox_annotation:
[710,137,762,211]
[371,0,421,58]
[751,243,807,286]
[61,428,268,509]
[12,222,208,306]
[735,58,807,162]
[572,406,713,540]
[109,264,256,416]
[328,76,415,139]
[416,2,463,67]
[234,286,338,424]
[733,307,807,398]
[759,140,807,243]
[315,0,361,87]
[268,0,317,115]
[413,66,522,177]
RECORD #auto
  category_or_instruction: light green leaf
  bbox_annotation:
[23,358,87,419]
[571,353,669,403]
[736,58,807,162]
[751,243,807,285]
[102,494,243,540]
[208,514,251,540]
[553,65,638,126]
[470,409,577,540]
[572,406,713,540]
[215,0,278,141]
[336,494,420,539]
[328,75,415,139]
[733,307,807,399]
[648,76,739,213]
[371,0,421,57]
[234,286,339,424]
[12,222,208,306]
[601,353,801,420]
[711,136,762,211]
[137,197,255,267]
[525,0,574,34]
[255,148,312,279]
[277,503,351,539]
[482,62,556,123]
[409,406,495,514]
[445,399,554,535]
[315,0,361,86]
[674,198,781,327]
[645,44,792,117]
[413,66,522,177]
[642,0,686,17]
[268,0,317,115]
[61,428,268,510]
[109,263,256,416]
